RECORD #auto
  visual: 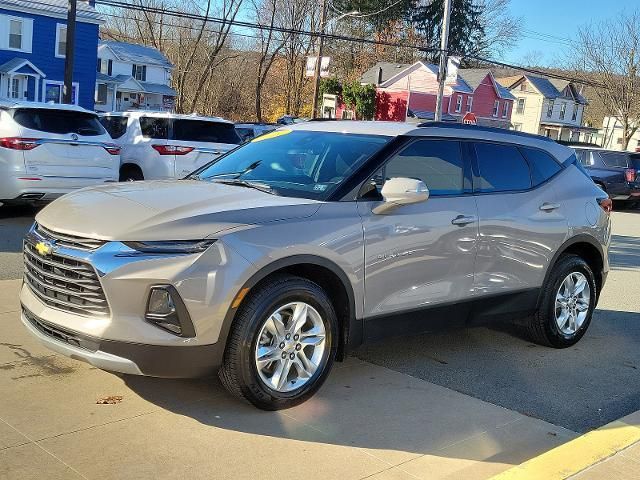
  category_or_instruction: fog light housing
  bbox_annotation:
[145,286,195,337]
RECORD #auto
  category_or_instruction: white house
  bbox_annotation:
[497,74,597,142]
[95,40,177,112]
[599,116,640,151]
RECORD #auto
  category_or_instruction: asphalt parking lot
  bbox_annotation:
[1,205,639,478]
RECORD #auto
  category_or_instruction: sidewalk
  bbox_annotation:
[0,278,574,480]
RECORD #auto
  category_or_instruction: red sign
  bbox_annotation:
[462,112,477,125]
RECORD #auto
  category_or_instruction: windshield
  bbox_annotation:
[193,130,391,200]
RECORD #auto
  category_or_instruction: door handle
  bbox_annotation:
[451,215,477,226]
[539,202,560,212]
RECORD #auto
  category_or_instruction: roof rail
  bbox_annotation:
[416,121,555,142]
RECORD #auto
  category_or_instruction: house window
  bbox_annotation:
[8,78,20,99]
[56,24,67,58]
[9,19,23,50]
[133,64,146,81]
[572,104,578,121]
[455,95,462,113]
[492,100,499,117]
[96,83,108,105]
[520,82,527,91]
[466,96,473,112]
[502,102,509,118]
[547,100,554,118]
[560,103,567,120]
[516,98,525,114]
[97,58,113,76]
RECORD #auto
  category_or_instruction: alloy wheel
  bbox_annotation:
[254,302,327,393]
[554,272,591,335]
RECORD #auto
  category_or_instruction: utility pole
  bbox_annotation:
[434,0,452,122]
[311,0,328,119]
[63,0,77,104]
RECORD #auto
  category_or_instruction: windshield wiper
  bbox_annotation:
[212,179,276,195]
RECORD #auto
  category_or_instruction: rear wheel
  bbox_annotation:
[526,254,596,348]
[119,165,144,182]
[219,275,338,410]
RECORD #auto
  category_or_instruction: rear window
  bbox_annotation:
[12,109,105,136]
[599,151,630,168]
[629,153,640,170]
[520,147,562,186]
[140,117,169,139]
[474,142,531,192]
[173,120,241,144]
[100,116,128,139]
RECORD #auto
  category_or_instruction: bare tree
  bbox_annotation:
[569,11,640,150]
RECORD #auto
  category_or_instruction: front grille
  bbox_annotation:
[23,241,110,317]
[22,306,99,352]
[36,223,107,251]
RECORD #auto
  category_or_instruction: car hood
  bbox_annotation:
[36,180,321,241]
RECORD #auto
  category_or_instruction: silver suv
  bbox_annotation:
[21,121,611,410]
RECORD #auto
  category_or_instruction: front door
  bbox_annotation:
[358,138,478,341]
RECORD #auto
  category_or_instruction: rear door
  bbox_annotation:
[13,108,116,180]
[471,142,567,299]
[171,119,241,177]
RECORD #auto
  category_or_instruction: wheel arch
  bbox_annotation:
[220,255,360,363]
[541,235,605,305]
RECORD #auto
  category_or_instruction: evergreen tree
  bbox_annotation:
[412,0,485,63]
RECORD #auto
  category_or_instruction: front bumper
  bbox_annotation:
[21,305,224,377]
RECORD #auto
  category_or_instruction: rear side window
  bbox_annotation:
[520,147,562,186]
[575,150,593,166]
[12,109,105,136]
[630,154,640,170]
[474,142,531,192]
[384,139,464,195]
[599,151,630,168]
[140,117,169,139]
[99,116,128,139]
[172,120,241,145]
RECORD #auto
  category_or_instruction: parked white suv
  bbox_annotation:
[0,101,120,205]
[99,112,242,181]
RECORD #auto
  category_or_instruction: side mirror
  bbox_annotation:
[372,177,429,215]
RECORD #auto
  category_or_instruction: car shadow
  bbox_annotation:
[0,205,39,253]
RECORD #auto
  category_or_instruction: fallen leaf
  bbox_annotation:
[96,395,123,405]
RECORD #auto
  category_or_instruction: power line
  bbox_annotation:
[89,0,604,88]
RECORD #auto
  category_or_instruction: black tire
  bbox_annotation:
[219,274,338,410]
[119,165,144,182]
[526,254,597,348]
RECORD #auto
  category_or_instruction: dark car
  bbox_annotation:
[572,147,640,207]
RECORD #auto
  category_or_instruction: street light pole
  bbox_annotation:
[434,0,452,122]
[63,0,77,104]
[311,0,329,119]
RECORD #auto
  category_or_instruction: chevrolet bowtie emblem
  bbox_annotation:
[35,241,53,256]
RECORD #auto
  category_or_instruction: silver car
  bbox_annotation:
[21,121,611,410]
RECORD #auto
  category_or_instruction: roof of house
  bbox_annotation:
[360,62,411,85]
[498,74,588,105]
[99,41,174,68]
[139,82,177,96]
[458,69,515,100]
[96,72,121,84]
[0,0,104,23]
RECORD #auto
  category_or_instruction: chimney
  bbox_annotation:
[377,67,383,86]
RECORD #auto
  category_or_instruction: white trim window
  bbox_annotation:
[9,18,23,50]
[547,100,554,118]
[56,24,67,58]
[466,96,473,112]
[572,104,579,121]
[560,102,567,120]
[502,101,509,118]
[516,98,525,114]
[8,77,21,99]
[43,80,79,105]
[492,100,500,117]
[455,95,462,113]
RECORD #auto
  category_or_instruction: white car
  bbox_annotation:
[0,101,120,205]
[99,112,242,181]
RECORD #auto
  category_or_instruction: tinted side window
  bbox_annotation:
[599,151,630,168]
[173,120,241,145]
[140,117,169,139]
[474,142,531,192]
[13,109,105,136]
[383,139,464,195]
[99,116,128,139]
[521,147,562,186]
[575,150,593,166]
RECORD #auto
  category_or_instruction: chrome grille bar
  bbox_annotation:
[36,224,107,251]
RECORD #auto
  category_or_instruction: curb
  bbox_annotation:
[490,411,640,479]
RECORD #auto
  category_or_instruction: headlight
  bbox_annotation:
[123,240,216,254]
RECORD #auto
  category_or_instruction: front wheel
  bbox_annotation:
[526,254,597,348]
[219,275,338,410]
